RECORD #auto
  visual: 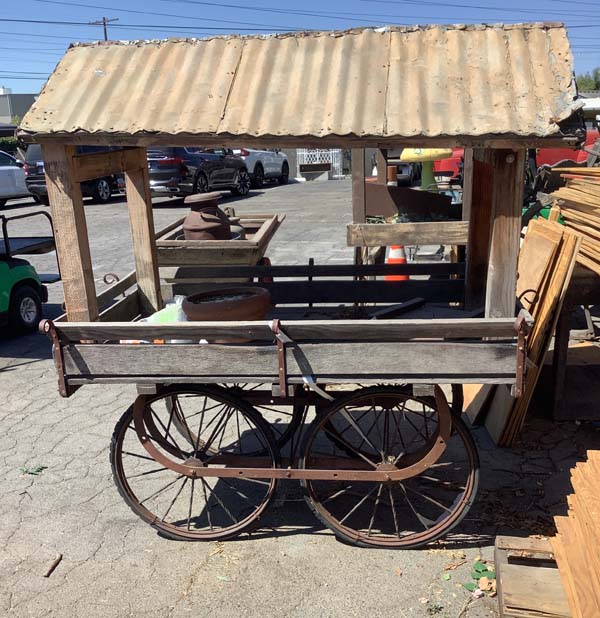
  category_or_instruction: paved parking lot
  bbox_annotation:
[2,180,599,618]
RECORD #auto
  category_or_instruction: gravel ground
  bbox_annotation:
[1,180,599,618]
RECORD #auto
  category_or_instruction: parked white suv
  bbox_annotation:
[233,148,289,188]
[0,150,30,207]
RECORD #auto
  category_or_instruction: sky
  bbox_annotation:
[1,0,600,94]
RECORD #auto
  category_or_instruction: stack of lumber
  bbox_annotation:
[552,167,600,276]
[551,451,600,618]
[466,219,581,446]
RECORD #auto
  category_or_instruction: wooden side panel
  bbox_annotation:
[485,149,526,318]
[376,149,387,184]
[124,147,162,314]
[364,183,456,219]
[62,341,519,383]
[71,147,143,182]
[42,144,98,322]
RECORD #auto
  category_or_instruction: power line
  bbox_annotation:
[29,0,303,31]
[0,17,292,31]
[359,0,600,19]
[0,30,96,41]
[162,0,600,21]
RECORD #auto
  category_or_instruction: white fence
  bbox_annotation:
[296,148,344,179]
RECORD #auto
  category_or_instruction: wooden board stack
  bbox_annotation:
[551,167,600,276]
[551,450,600,618]
[467,218,581,445]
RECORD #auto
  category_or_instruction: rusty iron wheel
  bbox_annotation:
[110,386,279,541]
[226,384,307,453]
[299,386,479,549]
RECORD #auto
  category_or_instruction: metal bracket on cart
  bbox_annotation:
[512,309,534,398]
[270,319,334,402]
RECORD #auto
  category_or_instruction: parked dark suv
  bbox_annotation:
[24,144,119,205]
[144,147,251,198]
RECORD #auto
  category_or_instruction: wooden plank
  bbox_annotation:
[97,292,141,322]
[161,279,465,304]
[364,183,456,219]
[500,226,581,445]
[124,147,162,314]
[71,148,143,183]
[485,149,526,318]
[485,383,516,444]
[352,149,366,224]
[464,384,495,425]
[24,131,581,150]
[501,564,571,618]
[496,535,555,554]
[376,149,387,184]
[96,270,137,309]
[516,220,561,314]
[160,262,466,280]
[42,144,99,322]
[62,340,519,382]
[465,150,494,310]
[347,221,469,247]
[55,317,520,343]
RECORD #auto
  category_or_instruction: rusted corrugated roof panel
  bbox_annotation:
[20,24,579,143]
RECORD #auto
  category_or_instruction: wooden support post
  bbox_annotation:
[376,149,387,184]
[42,144,99,322]
[485,149,526,318]
[124,147,163,314]
[352,149,367,267]
[465,149,493,310]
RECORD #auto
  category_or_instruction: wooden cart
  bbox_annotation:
[20,24,582,547]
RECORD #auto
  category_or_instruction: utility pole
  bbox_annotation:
[90,16,119,41]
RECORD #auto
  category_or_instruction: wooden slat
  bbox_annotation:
[124,147,162,314]
[347,221,469,247]
[62,340,519,383]
[71,148,143,183]
[97,292,141,322]
[54,317,520,343]
[159,262,466,280]
[161,279,465,304]
[501,564,571,618]
[42,144,99,322]
[485,149,526,318]
[96,270,137,309]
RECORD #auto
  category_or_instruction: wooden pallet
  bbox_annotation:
[495,536,571,618]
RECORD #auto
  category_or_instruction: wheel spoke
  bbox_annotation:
[162,476,189,521]
[367,483,384,537]
[122,450,155,462]
[339,406,383,458]
[322,426,378,469]
[187,479,195,530]
[387,485,402,538]
[203,480,238,525]
[339,484,378,525]
[404,484,453,514]
[140,475,184,505]
[201,479,214,530]
[128,466,168,479]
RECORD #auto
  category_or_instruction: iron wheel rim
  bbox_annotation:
[299,386,479,548]
[111,386,280,541]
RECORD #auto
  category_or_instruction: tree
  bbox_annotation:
[10,114,21,125]
[576,69,600,91]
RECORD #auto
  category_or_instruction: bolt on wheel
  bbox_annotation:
[299,386,479,549]
[110,386,279,541]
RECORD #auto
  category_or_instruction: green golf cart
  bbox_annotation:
[0,211,57,333]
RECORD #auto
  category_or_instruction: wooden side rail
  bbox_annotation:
[71,148,144,182]
[163,279,465,304]
[347,221,469,247]
[53,317,521,343]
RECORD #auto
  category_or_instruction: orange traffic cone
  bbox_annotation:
[385,245,410,281]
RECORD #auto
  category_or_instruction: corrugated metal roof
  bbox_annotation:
[19,24,580,144]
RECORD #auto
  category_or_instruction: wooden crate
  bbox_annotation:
[495,536,571,618]
[155,213,285,267]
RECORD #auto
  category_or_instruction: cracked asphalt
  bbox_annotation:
[2,180,599,618]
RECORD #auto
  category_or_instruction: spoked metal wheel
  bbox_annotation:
[110,386,279,541]
[226,384,306,453]
[299,386,479,549]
